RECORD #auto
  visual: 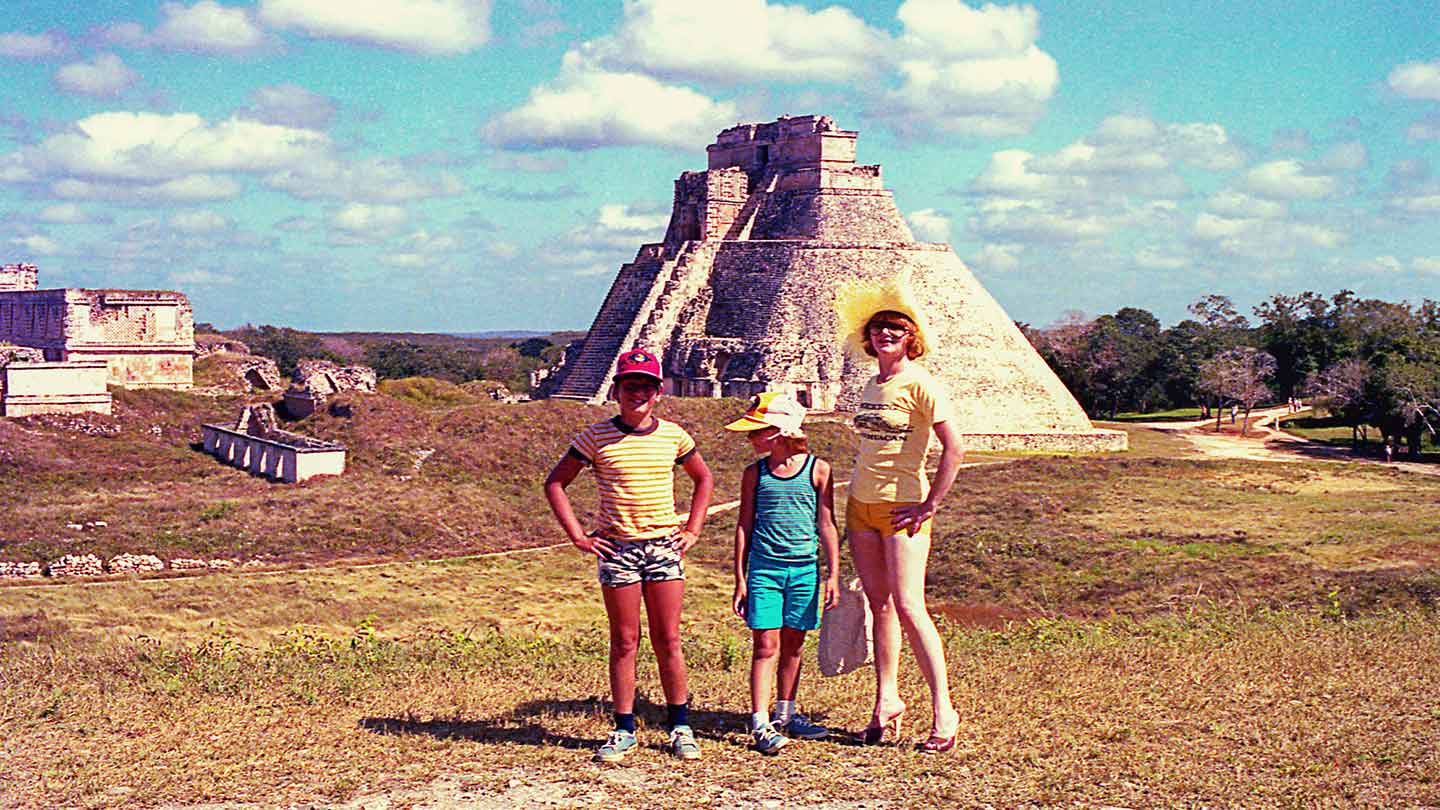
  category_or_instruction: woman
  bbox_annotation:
[846,306,964,753]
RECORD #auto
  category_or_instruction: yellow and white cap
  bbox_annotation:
[724,391,807,437]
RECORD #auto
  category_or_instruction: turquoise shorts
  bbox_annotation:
[745,557,819,631]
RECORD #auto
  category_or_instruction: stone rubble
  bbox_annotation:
[0,561,43,579]
[168,558,208,571]
[107,553,165,574]
[47,553,105,578]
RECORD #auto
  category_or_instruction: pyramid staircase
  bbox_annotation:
[549,241,710,403]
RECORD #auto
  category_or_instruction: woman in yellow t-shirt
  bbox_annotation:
[847,308,964,754]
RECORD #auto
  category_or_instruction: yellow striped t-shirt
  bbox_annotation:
[569,416,697,540]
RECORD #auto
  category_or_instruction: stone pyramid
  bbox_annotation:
[547,115,1125,452]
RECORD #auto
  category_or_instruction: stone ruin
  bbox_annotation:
[545,115,1125,452]
[201,402,347,483]
[0,262,38,292]
[0,264,195,390]
[282,359,377,418]
[0,342,111,417]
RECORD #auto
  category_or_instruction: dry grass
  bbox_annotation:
[3,556,1438,807]
[4,390,1440,806]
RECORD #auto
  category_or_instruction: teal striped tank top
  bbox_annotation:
[750,455,819,564]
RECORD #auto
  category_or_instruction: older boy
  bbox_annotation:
[543,349,714,762]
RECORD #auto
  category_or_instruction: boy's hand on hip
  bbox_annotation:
[671,528,700,555]
[822,577,840,610]
[573,533,616,559]
[732,583,747,618]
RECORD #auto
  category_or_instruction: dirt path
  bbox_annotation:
[1135,406,1440,475]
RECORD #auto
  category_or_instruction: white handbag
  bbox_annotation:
[817,577,873,677]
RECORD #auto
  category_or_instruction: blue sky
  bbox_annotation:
[2,1,1437,332]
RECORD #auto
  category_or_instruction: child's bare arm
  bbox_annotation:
[674,450,714,554]
[543,454,616,558]
[732,462,758,618]
[814,459,842,609]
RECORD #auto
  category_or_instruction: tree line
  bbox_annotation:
[1021,291,1440,455]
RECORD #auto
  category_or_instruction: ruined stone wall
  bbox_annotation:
[750,190,913,242]
[0,288,195,388]
[664,169,748,244]
[0,290,70,358]
[0,263,38,292]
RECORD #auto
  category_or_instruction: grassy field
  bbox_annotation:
[3,390,1440,807]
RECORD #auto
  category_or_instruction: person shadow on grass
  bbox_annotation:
[361,694,847,753]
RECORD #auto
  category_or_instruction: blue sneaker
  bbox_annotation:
[593,729,638,763]
[780,712,829,740]
[751,722,789,755]
[668,724,701,760]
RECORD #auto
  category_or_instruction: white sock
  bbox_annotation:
[774,700,795,724]
[751,711,770,731]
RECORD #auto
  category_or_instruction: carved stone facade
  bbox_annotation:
[0,267,194,389]
[0,263,38,292]
[547,115,1125,452]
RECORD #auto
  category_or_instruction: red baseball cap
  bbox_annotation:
[614,348,662,382]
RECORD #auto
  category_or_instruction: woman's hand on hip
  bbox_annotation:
[891,501,936,536]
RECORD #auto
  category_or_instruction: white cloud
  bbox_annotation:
[1164,122,1247,171]
[1133,248,1187,271]
[1205,191,1288,220]
[170,209,230,232]
[1388,60,1440,101]
[1243,160,1338,200]
[1386,192,1440,217]
[484,61,737,150]
[489,153,569,173]
[38,203,90,224]
[153,1,267,53]
[1191,211,1345,259]
[1414,256,1440,275]
[168,268,236,285]
[575,0,884,84]
[51,174,243,202]
[1318,141,1367,172]
[9,235,59,255]
[20,112,329,182]
[969,243,1021,272]
[242,84,337,129]
[0,31,67,59]
[1356,255,1404,274]
[54,53,138,97]
[380,228,465,268]
[331,203,407,234]
[973,200,1111,244]
[1407,116,1440,142]
[905,208,952,243]
[876,0,1057,138]
[259,0,492,55]
[264,155,464,202]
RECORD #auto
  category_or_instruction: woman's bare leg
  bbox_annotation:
[850,527,905,725]
[882,530,957,735]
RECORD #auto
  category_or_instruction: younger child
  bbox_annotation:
[544,349,715,763]
[726,392,841,755]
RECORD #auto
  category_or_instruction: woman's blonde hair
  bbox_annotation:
[861,310,926,359]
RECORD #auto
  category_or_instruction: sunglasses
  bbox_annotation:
[867,320,912,335]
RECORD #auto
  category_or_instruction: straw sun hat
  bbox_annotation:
[833,270,934,359]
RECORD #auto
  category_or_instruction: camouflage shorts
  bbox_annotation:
[596,534,685,588]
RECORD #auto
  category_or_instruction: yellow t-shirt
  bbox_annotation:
[849,364,953,503]
[570,416,697,540]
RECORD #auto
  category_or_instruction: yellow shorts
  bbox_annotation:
[845,497,932,539]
